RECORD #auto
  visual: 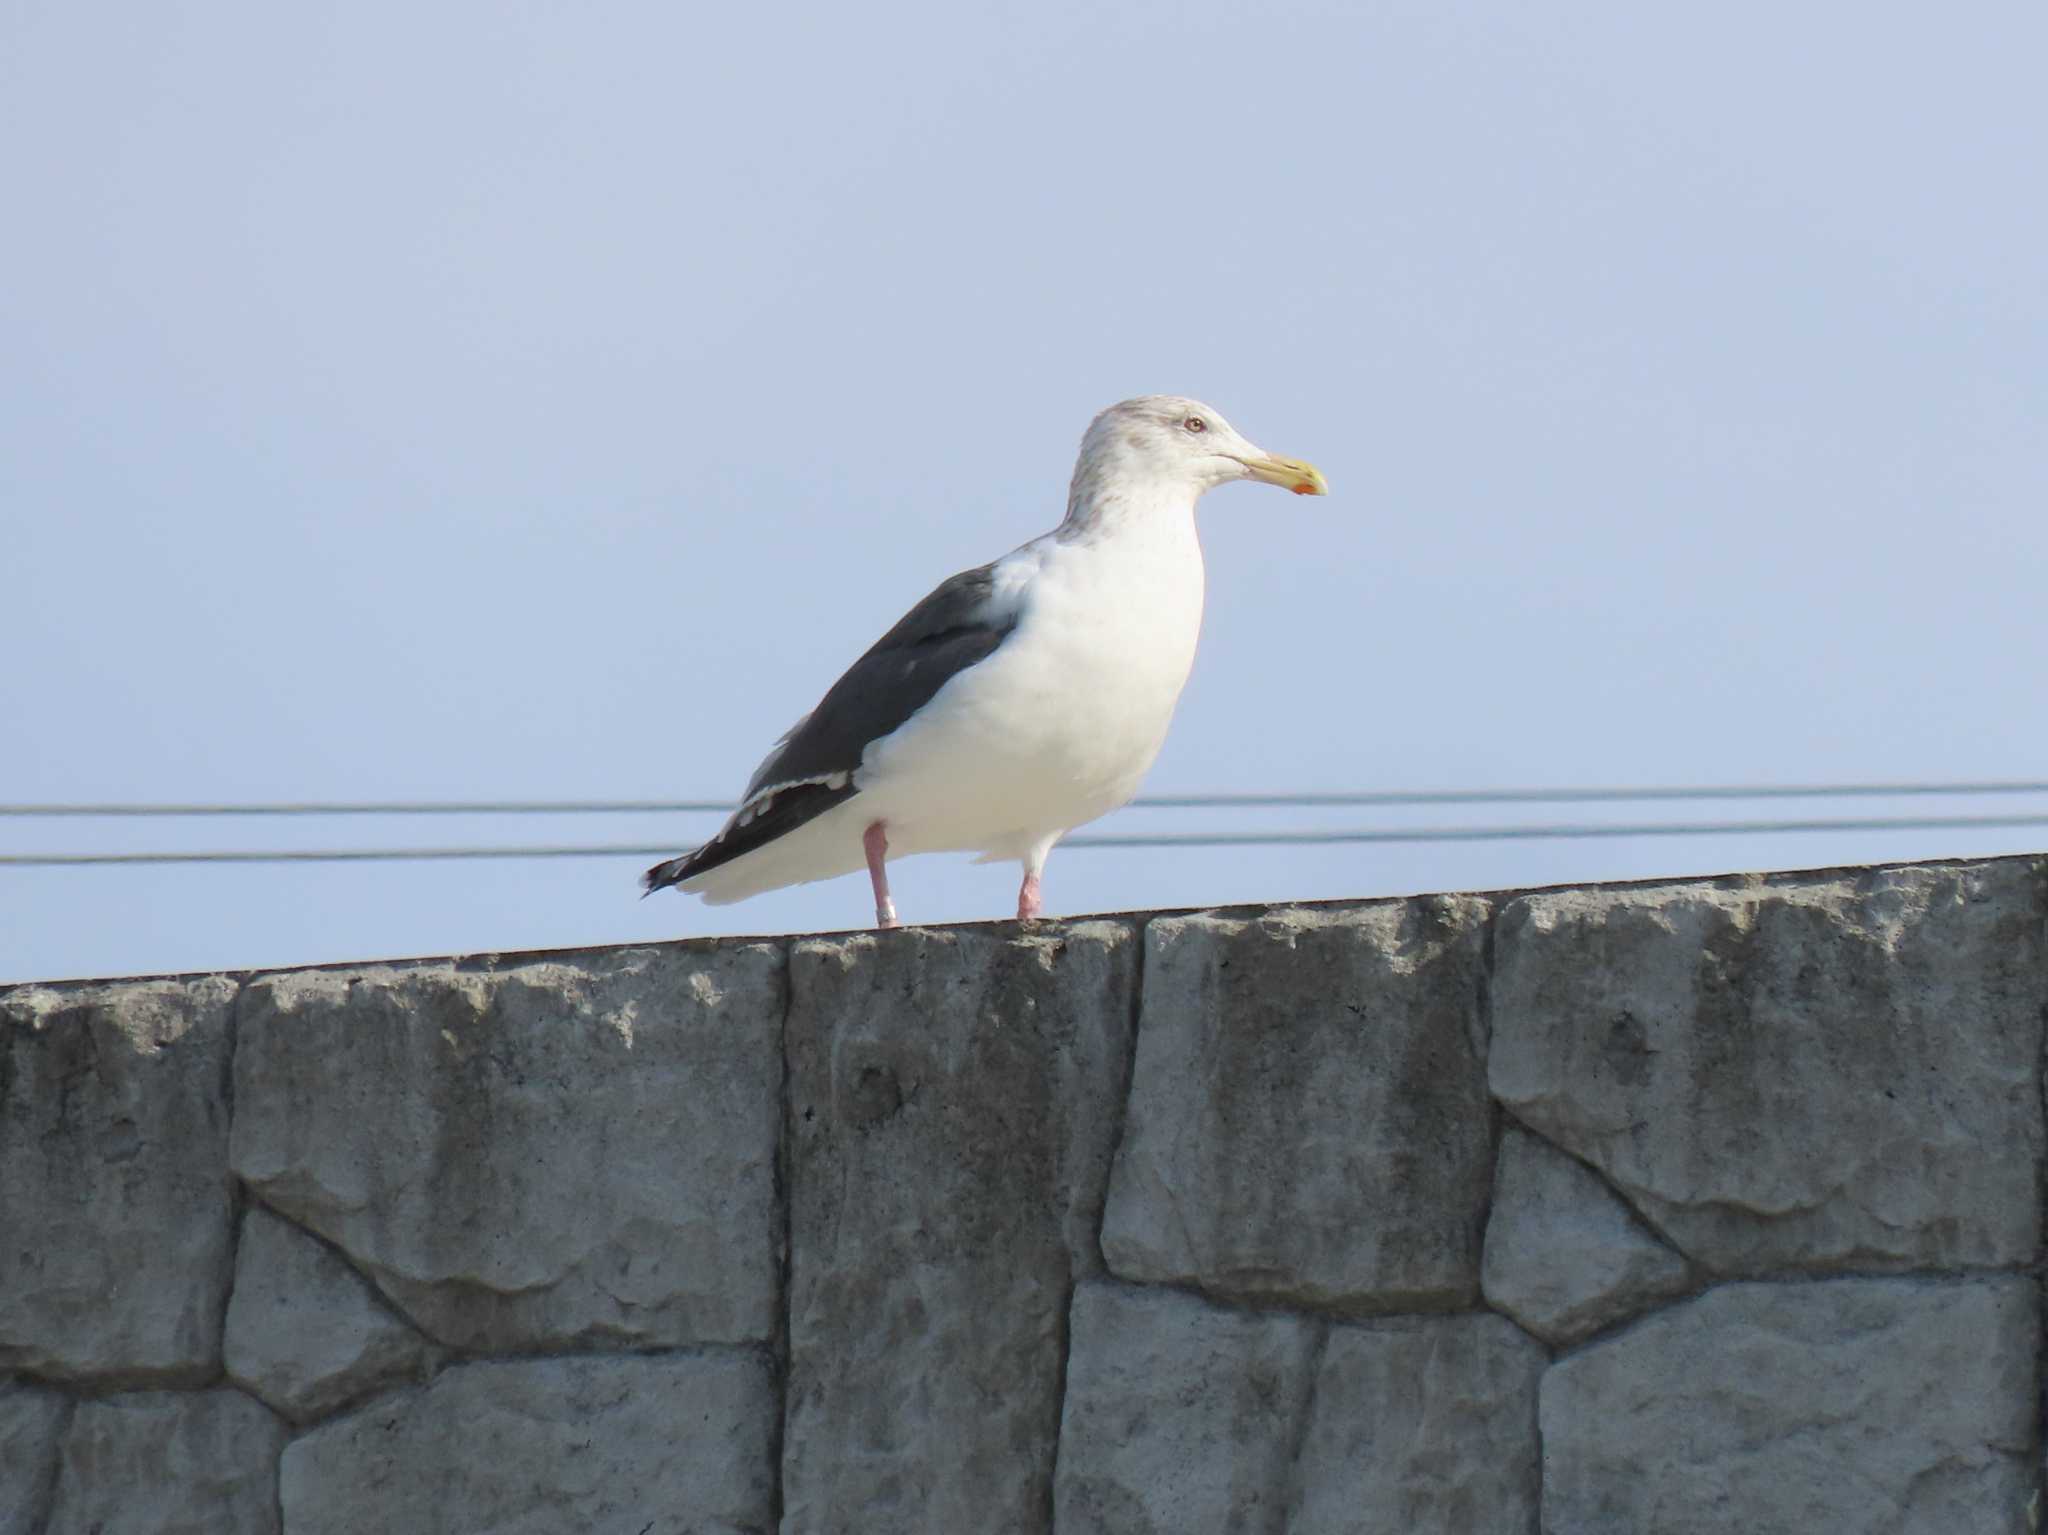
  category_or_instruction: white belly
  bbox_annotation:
[858,521,1206,859]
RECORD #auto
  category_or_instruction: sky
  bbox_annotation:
[4,2,2044,982]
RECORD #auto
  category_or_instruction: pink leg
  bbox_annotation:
[864,821,900,929]
[1017,835,1056,921]
[1019,843,1064,925]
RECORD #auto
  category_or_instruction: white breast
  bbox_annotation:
[857,509,1206,859]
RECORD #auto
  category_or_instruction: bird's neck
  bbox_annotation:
[1058,468,1200,545]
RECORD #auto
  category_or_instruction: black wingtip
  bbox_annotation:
[641,855,688,898]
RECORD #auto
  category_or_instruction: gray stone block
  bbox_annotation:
[279,1351,776,1535]
[1102,899,1493,1311]
[0,976,238,1383]
[222,1205,434,1424]
[1491,862,2045,1273]
[1481,1124,1692,1345]
[229,944,783,1352]
[782,923,1138,1535]
[47,1389,286,1535]
[1053,1280,1318,1535]
[1540,1277,2038,1534]
[0,1382,71,1535]
[1287,1313,1545,1535]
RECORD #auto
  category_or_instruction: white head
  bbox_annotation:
[1065,395,1327,526]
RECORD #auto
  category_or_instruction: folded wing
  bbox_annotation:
[643,560,1023,892]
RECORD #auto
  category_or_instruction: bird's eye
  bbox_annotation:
[1183,416,1207,434]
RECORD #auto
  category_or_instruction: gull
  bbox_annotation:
[643,395,1326,927]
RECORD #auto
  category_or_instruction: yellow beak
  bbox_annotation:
[1238,453,1329,496]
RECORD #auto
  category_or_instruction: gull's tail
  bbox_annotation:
[641,852,699,897]
[641,776,865,904]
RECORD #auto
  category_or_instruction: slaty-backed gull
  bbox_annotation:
[643,395,1327,927]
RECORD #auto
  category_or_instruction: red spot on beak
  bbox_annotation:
[1291,482,1316,495]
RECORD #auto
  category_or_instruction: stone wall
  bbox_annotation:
[2,855,2043,1533]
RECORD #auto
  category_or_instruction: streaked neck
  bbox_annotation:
[1058,465,1199,543]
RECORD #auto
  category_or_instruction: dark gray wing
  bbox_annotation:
[643,561,1021,892]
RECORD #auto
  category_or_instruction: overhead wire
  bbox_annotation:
[3,810,2046,868]
[5,780,2048,818]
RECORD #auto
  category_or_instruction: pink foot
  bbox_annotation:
[1017,871,1042,921]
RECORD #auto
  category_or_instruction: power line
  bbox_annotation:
[1134,781,2048,807]
[3,780,2048,818]
[4,811,2045,867]
[0,800,734,818]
